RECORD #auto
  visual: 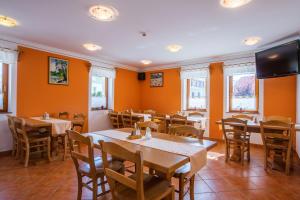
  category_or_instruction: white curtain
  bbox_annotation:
[0,49,18,64]
[223,63,256,76]
[180,67,209,79]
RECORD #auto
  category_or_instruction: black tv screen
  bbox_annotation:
[255,40,300,79]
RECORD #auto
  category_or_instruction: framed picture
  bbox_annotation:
[48,57,69,85]
[150,72,164,87]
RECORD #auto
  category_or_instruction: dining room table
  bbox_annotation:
[84,128,217,180]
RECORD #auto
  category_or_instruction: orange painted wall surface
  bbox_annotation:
[209,63,224,139]
[140,68,181,114]
[264,76,297,122]
[17,46,89,131]
[114,68,141,111]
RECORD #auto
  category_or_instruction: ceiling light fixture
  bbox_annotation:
[0,15,18,27]
[89,5,119,21]
[166,44,183,53]
[83,43,102,51]
[243,37,261,46]
[141,60,152,65]
[220,0,252,8]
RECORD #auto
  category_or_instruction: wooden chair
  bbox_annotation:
[168,125,204,200]
[72,113,86,133]
[137,121,160,132]
[221,118,250,165]
[169,125,204,139]
[260,120,294,175]
[14,117,51,167]
[144,109,156,115]
[122,112,133,128]
[99,140,174,200]
[151,113,167,133]
[7,115,19,158]
[188,112,204,117]
[264,116,292,124]
[108,111,120,129]
[58,112,69,120]
[67,130,124,200]
[170,114,187,126]
[232,114,254,121]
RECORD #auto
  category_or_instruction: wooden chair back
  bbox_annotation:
[264,116,292,124]
[122,112,132,128]
[188,112,204,117]
[137,121,160,132]
[72,113,85,133]
[232,114,254,121]
[59,112,70,120]
[14,117,29,145]
[169,125,204,139]
[109,111,120,128]
[67,130,97,175]
[260,120,293,143]
[7,115,18,140]
[170,114,187,125]
[144,109,156,115]
[221,118,248,142]
[151,113,167,132]
[99,140,144,199]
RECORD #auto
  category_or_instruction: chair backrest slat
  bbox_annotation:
[137,121,159,132]
[168,125,204,139]
[170,114,187,125]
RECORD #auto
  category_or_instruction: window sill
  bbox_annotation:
[186,109,207,112]
[226,111,259,114]
[91,108,108,111]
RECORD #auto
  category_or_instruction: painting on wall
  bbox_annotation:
[150,72,164,87]
[48,57,69,85]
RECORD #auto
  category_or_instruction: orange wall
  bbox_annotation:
[114,68,141,111]
[209,63,224,139]
[264,76,297,122]
[17,46,90,131]
[140,68,181,114]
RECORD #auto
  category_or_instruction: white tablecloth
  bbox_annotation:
[92,130,207,176]
[31,117,72,135]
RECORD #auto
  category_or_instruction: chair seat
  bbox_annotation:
[114,174,172,200]
[79,157,124,176]
[173,163,191,177]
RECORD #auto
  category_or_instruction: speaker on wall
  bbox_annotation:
[138,72,146,80]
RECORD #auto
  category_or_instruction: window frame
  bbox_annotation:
[90,76,108,111]
[228,74,259,114]
[186,78,208,112]
[0,63,9,113]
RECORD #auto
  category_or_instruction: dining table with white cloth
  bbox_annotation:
[84,128,216,179]
[30,117,72,135]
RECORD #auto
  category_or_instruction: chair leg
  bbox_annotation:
[178,175,184,200]
[100,176,106,193]
[189,175,195,200]
[247,142,250,162]
[285,151,291,175]
[92,178,98,200]
[24,145,30,167]
[240,144,244,165]
[63,135,67,161]
[225,142,229,162]
[47,138,51,162]
[77,175,83,200]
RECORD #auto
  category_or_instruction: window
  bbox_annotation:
[187,78,207,110]
[0,63,8,112]
[91,76,108,110]
[228,74,259,113]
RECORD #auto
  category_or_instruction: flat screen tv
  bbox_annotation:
[255,40,300,79]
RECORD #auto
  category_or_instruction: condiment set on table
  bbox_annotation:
[127,123,152,140]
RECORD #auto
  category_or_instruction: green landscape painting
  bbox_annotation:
[48,57,69,85]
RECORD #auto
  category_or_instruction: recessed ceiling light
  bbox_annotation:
[141,60,152,65]
[243,37,261,46]
[220,0,252,8]
[83,43,102,51]
[89,5,119,22]
[166,44,183,53]
[0,15,18,27]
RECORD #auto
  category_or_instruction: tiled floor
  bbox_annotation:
[1,143,300,200]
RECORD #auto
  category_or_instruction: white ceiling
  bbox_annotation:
[0,0,300,68]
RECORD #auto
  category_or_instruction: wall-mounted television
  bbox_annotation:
[255,40,300,79]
